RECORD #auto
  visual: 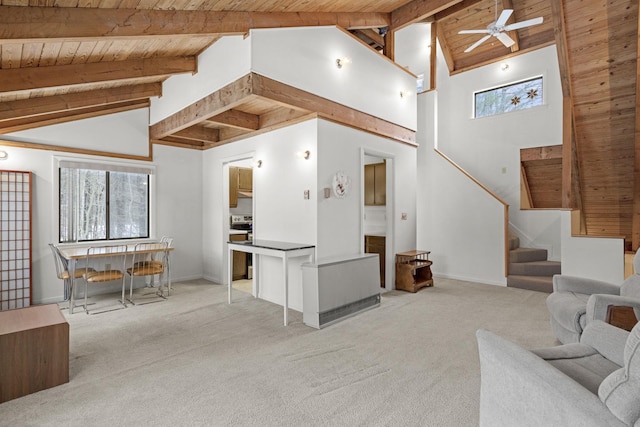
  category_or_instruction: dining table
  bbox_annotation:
[58,243,173,314]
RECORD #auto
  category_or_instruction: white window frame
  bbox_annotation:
[53,155,156,245]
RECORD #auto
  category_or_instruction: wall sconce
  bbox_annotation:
[297,150,311,160]
[0,150,8,160]
[255,159,263,168]
[500,63,510,72]
[400,90,412,99]
[336,57,351,69]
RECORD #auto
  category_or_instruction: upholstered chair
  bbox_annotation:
[476,320,640,426]
[546,250,640,344]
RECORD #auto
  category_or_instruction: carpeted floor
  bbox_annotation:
[0,278,557,426]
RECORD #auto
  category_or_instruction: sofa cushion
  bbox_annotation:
[599,323,640,425]
[547,291,590,332]
[534,343,620,395]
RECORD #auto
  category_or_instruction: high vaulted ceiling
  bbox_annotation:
[0,0,554,148]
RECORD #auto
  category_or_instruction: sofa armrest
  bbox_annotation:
[553,274,620,295]
[579,320,629,367]
[476,329,625,427]
[586,294,640,326]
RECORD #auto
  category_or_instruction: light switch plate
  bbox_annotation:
[401,213,408,220]
[304,190,310,199]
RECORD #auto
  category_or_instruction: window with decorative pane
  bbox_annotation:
[474,76,543,118]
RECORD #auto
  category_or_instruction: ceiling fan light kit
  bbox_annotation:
[459,1,543,53]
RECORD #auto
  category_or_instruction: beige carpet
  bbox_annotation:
[0,278,556,426]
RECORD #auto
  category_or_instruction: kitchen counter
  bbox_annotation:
[229,229,249,235]
[364,230,386,237]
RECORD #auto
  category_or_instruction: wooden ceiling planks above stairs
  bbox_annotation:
[556,0,640,247]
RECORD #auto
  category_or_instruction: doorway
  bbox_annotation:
[362,151,393,291]
[225,157,254,295]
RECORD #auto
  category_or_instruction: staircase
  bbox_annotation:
[507,235,561,293]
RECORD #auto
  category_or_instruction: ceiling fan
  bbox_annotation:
[458,0,543,53]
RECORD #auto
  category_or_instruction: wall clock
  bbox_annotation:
[332,171,351,198]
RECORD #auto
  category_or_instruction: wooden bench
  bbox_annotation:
[0,304,69,403]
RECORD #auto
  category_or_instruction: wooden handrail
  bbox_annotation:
[435,148,510,277]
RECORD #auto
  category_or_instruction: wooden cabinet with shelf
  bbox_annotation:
[365,235,385,287]
[229,166,252,208]
[230,233,248,280]
[395,250,433,293]
[364,162,386,206]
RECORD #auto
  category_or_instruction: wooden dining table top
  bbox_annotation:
[58,243,173,260]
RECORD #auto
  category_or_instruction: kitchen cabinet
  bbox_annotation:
[230,233,248,280]
[364,235,385,287]
[229,166,252,208]
[364,162,386,206]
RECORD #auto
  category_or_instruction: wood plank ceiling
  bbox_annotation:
[1,0,639,244]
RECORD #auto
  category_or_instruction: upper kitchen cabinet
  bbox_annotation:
[229,166,253,208]
[364,162,386,206]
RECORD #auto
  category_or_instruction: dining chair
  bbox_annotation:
[82,245,128,314]
[126,242,169,305]
[49,243,95,314]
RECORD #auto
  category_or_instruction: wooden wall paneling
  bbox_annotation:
[634,4,640,250]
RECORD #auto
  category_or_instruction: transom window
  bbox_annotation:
[474,76,543,118]
[58,160,152,243]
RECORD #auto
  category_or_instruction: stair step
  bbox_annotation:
[509,247,548,263]
[509,235,520,251]
[509,260,561,277]
[507,275,553,293]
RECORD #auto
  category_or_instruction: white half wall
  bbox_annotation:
[150,35,252,124]
[560,211,625,284]
[417,91,506,286]
[251,26,417,131]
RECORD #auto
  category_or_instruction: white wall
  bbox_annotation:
[560,211,625,284]
[434,44,564,259]
[417,92,506,285]
[395,23,431,92]
[1,109,203,304]
[4,108,151,158]
[150,35,252,124]
[251,26,417,131]
[317,120,417,264]
[202,120,318,311]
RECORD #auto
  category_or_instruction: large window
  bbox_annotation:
[474,76,543,118]
[59,160,152,243]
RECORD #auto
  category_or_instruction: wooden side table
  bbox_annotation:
[0,304,69,403]
[395,250,434,293]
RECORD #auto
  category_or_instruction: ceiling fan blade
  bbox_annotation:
[458,29,491,34]
[464,34,491,53]
[495,9,514,27]
[496,32,515,48]
[504,16,544,31]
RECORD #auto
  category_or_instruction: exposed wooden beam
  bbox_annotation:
[434,0,484,20]
[357,29,385,47]
[551,1,572,98]
[251,73,416,145]
[154,137,205,149]
[0,84,161,122]
[521,145,563,161]
[391,0,464,31]
[502,0,520,52]
[206,109,260,131]
[429,21,437,90]
[0,100,149,134]
[173,126,220,143]
[0,6,389,41]
[149,75,254,139]
[0,57,195,94]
